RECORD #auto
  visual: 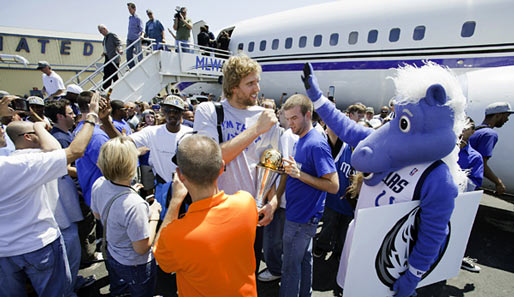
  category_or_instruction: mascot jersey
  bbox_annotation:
[312,96,457,288]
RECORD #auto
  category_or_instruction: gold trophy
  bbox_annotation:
[255,148,283,209]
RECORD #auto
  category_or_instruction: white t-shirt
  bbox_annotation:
[130,124,193,183]
[0,149,67,257]
[277,128,299,209]
[42,71,65,97]
[194,100,282,198]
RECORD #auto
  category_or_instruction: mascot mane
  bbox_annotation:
[389,61,468,191]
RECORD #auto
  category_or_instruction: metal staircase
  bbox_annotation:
[65,40,230,102]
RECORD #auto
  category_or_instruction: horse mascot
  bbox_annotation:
[301,61,467,297]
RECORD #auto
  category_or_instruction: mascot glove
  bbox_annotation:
[301,63,323,102]
[393,269,420,297]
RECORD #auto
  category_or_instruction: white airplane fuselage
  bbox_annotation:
[186,0,514,192]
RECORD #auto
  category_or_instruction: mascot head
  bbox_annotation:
[351,61,467,189]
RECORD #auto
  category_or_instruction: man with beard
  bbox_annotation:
[469,102,513,195]
[101,95,192,219]
[193,55,281,272]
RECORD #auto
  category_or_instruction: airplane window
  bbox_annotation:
[461,21,476,38]
[330,33,339,46]
[299,36,307,48]
[260,40,266,51]
[368,30,378,43]
[248,41,255,52]
[285,37,293,49]
[314,35,322,47]
[413,26,425,41]
[272,39,279,50]
[389,28,400,42]
[238,43,244,50]
[348,31,358,45]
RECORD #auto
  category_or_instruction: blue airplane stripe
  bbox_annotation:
[261,56,514,71]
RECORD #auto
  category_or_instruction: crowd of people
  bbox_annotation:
[1,52,512,297]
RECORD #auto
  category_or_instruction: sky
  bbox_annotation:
[2,0,338,37]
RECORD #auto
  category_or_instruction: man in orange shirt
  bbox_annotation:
[154,134,258,297]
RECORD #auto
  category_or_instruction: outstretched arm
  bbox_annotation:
[301,63,372,147]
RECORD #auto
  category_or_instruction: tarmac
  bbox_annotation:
[77,191,514,297]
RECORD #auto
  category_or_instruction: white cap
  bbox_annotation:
[27,96,45,106]
[66,84,83,95]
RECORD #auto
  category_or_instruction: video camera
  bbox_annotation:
[174,6,182,19]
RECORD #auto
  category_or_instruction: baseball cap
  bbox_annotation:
[161,95,186,110]
[27,96,45,106]
[36,61,50,70]
[66,84,83,95]
[366,107,374,114]
[0,90,9,99]
[485,102,514,115]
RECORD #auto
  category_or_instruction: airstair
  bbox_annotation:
[65,40,230,102]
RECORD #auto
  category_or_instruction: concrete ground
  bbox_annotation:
[77,191,514,297]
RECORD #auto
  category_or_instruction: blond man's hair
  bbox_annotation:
[97,136,138,182]
[222,55,261,98]
[282,94,313,116]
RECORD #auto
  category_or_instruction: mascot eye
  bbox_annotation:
[399,116,411,133]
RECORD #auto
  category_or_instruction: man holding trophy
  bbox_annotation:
[193,55,282,272]
[280,94,339,297]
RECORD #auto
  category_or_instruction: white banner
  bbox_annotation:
[343,191,482,297]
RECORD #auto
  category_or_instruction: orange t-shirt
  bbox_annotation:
[154,190,258,297]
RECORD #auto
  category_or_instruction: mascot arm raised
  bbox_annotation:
[301,63,373,148]
[394,163,457,297]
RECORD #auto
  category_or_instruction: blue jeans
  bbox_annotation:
[0,236,72,297]
[175,40,191,53]
[279,218,319,297]
[105,251,156,297]
[62,223,81,295]
[263,207,285,276]
[126,39,142,68]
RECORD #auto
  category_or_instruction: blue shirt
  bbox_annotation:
[458,143,484,189]
[145,19,164,43]
[285,129,337,223]
[325,142,355,217]
[113,119,133,135]
[469,125,498,158]
[127,14,143,41]
[74,122,109,205]
[50,126,74,148]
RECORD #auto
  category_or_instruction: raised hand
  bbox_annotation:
[301,63,323,102]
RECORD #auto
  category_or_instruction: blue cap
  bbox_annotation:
[485,102,514,115]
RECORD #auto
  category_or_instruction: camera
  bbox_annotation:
[174,6,182,19]
[8,97,30,112]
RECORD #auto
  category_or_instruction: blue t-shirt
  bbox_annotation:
[458,143,484,189]
[74,121,109,206]
[50,126,74,148]
[469,125,498,158]
[285,129,337,223]
[325,142,355,217]
[145,19,164,43]
[113,119,133,135]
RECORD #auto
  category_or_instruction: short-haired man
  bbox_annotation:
[347,103,366,122]
[193,55,281,271]
[154,135,258,297]
[145,9,165,50]
[46,99,76,148]
[110,99,133,135]
[280,94,338,297]
[469,102,512,195]
[37,61,65,99]
[64,84,83,117]
[173,7,193,52]
[0,95,98,297]
[101,95,193,220]
[98,24,123,89]
[126,2,144,68]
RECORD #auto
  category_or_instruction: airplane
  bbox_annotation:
[183,0,514,193]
